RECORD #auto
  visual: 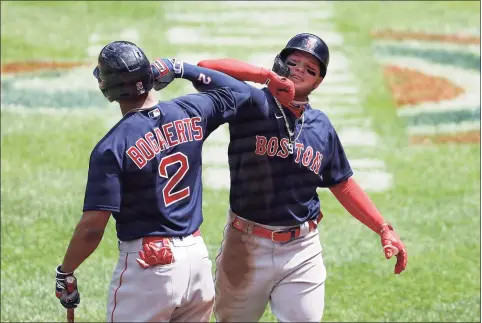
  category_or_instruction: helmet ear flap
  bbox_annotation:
[272,54,290,78]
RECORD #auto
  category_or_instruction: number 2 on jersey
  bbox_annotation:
[158,152,190,207]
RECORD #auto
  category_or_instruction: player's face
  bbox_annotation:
[285,51,323,100]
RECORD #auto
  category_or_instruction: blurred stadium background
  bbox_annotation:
[1,1,480,322]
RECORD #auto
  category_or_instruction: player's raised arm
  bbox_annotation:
[149,58,251,136]
[197,58,294,107]
[151,58,294,107]
[172,82,251,139]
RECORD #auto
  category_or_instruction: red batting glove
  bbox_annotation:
[263,69,295,107]
[136,241,174,269]
[379,223,407,274]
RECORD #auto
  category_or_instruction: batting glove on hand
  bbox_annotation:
[263,69,295,107]
[55,265,80,309]
[379,224,407,274]
[151,58,184,91]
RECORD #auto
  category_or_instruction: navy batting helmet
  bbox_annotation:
[272,33,330,78]
[93,41,153,102]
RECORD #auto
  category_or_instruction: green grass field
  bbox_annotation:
[1,1,480,322]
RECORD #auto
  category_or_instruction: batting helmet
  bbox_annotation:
[93,41,153,102]
[272,33,330,78]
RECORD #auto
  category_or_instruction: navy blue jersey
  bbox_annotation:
[226,86,353,226]
[83,64,252,241]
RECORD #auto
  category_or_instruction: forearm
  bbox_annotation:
[329,177,387,234]
[330,177,408,275]
[61,223,105,273]
[181,62,252,93]
[197,59,270,84]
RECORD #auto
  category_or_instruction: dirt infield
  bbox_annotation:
[1,61,85,74]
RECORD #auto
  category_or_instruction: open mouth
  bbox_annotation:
[290,75,304,82]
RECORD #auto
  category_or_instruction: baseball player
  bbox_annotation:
[54,40,294,322]
[196,33,408,322]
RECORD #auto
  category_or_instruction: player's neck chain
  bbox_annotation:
[274,98,304,154]
[291,99,309,108]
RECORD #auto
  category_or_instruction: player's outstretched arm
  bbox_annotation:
[151,58,294,107]
[151,58,254,133]
[197,58,294,106]
[151,58,250,94]
[151,58,252,116]
[151,58,249,93]
[329,177,408,275]
[182,61,253,93]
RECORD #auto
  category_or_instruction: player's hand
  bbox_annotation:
[265,70,295,107]
[151,58,184,91]
[379,224,407,274]
[55,265,80,309]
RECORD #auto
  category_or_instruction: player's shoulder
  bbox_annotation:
[306,106,335,129]
[169,91,206,107]
[257,86,271,100]
[167,92,212,119]
[89,113,137,160]
[246,86,276,109]
[158,98,190,117]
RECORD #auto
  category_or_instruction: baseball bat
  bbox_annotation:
[65,276,76,323]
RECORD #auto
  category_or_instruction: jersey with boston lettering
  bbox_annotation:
[227,86,353,226]
[82,86,250,241]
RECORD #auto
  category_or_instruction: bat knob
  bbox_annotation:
[66,276,76,293]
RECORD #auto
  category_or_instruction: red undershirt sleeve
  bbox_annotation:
[198,59,270,85]
[329,177,386,234]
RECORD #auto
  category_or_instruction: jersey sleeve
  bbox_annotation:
[83,145,122,212]
[172,81,252,138]
[320,126,353,188]
[186,60,270,117]
[181,62,251,96]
